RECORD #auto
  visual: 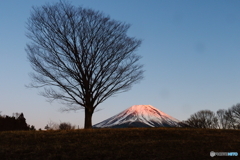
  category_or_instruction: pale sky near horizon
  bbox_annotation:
[1,0,240,129]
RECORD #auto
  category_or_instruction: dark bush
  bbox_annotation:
[59,122,75,130]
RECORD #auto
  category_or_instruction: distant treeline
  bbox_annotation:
[0,112,35,131]
[44,120,76,130]
[181,103,240,129]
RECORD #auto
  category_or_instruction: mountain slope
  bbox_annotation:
[93,105,181,128]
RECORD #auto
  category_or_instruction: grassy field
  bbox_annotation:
[0,127,239,160]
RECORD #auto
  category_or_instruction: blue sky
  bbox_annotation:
[1,0,240,129]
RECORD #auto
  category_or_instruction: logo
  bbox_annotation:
[210,151,215,157]
[210,151,238,157]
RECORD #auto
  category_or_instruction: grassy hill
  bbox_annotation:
[0,127,239,159]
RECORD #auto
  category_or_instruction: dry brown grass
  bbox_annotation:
[0,127,239,159]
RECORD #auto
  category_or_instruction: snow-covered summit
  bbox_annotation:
[93,105,181,128]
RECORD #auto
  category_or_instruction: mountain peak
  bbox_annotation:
[93,105,181,128]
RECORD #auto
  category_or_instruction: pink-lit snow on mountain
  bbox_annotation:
[93,105,181,128]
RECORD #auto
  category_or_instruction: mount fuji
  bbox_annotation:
[93,105,181,128]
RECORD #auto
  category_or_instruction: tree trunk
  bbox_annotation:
[84,107,94,129]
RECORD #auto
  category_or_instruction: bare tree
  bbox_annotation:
[216,109,228,129]
[231,103,240,128]
[45,120,59,130]
[26,2,143,128]
[225,109,235,129]
[224,107,239,129]
[185,110,218,129]
[216,104,240,130]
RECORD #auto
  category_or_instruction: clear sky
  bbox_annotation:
[1,0,240,129]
